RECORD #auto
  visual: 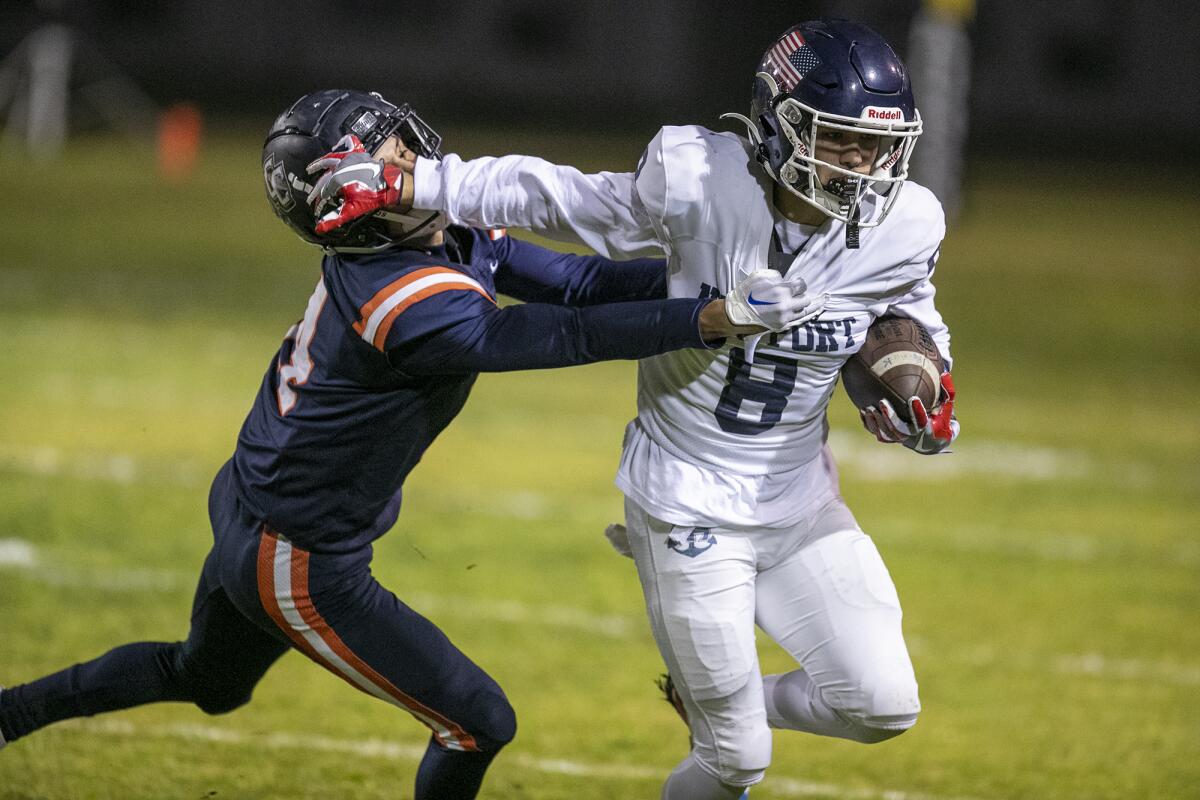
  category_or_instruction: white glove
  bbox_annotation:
[724,270,827,332]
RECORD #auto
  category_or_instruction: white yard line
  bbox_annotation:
[3,538,1196,688]
[1052,653,1200,687]
[880,523,1200,568]
[0,443,553,518]
[408,591,635,639]
[0,443,205,487]
[0,538,633,638]
[824,431,1154,486]
[1,434,1158,496]
[0,538,37,567]
[69,718,982,800]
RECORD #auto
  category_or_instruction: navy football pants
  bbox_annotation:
[0,464,515,799]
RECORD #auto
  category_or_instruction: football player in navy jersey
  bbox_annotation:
[0,90,822,799]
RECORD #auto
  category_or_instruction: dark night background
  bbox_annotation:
[1,0,1197,163]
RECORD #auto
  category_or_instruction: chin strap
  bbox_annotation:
[374,208,446,244]
[827,177,862,249]
[321,211,444,254]
[845,207,861,249]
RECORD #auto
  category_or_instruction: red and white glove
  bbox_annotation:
[861,372,959,455]
[305,134,405,234]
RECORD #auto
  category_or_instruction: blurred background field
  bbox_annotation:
[1,1,1199,798]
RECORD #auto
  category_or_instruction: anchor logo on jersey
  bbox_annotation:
[666,528,717,558]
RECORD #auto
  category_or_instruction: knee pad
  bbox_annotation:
[838,673,920,744]
[693,718,772,787]
[193,684,254,716]
[164,642,256,716]
[838,709,918,744]
[849,719,915,744]
[464,688,517,753]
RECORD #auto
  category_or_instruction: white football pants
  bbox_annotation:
[624,480,919,795]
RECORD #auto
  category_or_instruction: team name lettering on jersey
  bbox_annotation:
[772,317,860,353]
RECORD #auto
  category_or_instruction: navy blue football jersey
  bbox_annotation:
[230,226,711,552]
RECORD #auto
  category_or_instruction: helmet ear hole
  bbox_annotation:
[758,112,779,138]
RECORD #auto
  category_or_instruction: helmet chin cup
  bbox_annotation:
[369,208,448,248]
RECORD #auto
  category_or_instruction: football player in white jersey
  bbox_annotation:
[311,19,959,800]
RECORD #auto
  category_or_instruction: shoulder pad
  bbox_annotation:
[636,126,768,241]
[882,180,946,249]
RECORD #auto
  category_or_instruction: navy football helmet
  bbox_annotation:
[262,89,444,252]
[724,20,922,235]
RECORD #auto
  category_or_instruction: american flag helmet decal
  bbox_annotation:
[763,29,823,92]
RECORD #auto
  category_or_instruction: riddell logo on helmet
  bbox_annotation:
[863,106,904,121]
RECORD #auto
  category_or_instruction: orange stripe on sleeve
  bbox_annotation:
[369,281,493,351]
[354,267,486,335]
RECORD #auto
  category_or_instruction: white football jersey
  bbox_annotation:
[413,125,951,528]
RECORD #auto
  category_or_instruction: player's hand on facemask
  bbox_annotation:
[305,134,405,234]
[861,372,959,455]
[724,270,828,332]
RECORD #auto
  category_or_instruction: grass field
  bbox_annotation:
[0,127,1197,800]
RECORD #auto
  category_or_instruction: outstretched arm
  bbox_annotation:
[388,295,720,376]
[412,154,662,260]
[371,267,804,376]
[489,232,668,306]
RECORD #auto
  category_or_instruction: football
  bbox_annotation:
[841,314,944,424]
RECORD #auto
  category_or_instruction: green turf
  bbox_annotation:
[0,128,1197,799]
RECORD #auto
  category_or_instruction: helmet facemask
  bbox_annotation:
[756,72,922,230]
[336,95,448,250]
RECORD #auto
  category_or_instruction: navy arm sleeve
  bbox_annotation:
[490,233,667,306]
[386,289,714,376]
